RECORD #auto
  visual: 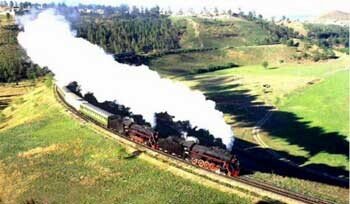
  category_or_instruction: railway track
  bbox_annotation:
[54,85,335,204]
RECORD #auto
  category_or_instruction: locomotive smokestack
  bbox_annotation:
[17,9,235,150]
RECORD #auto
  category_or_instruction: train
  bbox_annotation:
[56,83,240,177]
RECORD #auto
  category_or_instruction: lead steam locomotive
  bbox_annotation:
[57,84,240,176]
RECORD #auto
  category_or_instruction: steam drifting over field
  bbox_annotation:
[17,10,234,150]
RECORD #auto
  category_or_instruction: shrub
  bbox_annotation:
[262,61,269,69]
[313,53,321,62]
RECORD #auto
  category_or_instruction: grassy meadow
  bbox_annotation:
[172,17,272,49]
[280,69,349,140]
[270,69,349,168]
[0,79,252,204]
[164,54,350,174]
[150,44,300,75]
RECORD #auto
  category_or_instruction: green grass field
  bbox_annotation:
[280,70,349,136]
[269,69,349,168]
[0,79,251,204]
[150,44,301,75]
[172,55,349,173]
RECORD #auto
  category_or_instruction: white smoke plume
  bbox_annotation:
[17,9,235,150]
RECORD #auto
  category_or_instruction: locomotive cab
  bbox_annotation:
[228,156,240,177]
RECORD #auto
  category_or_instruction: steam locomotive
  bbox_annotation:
[57,84,240,177]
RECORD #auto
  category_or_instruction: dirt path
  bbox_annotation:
[252,111,272,148]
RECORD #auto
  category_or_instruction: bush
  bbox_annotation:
[313,54,321,62]
[0,113,5,123]
[286,39,299,47]
[45,74,54,88]
[262,61,269,69]
[286,39,294,46]
[194,62,239,74]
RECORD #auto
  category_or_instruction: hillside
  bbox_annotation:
[278,20,308,36]
[312,10,350,26]
[149,15,340,75]
[150,44,299,75]
[172,17,273,49]
[0,79,251,204]
[149,43,330,75]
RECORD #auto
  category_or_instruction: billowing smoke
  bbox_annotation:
[17,9,234,150]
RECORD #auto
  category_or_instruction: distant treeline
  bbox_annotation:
[305,24,349,52]
[73,6,181,54]
[193,63,239,74]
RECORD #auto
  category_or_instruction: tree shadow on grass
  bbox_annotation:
[0,99,10,110]
[187,74,349,187]
[124,150,143,160]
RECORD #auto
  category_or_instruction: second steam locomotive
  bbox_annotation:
[57,84,240,177]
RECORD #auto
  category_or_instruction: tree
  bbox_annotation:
[118,4,129,15]
[262,61,269,69]
[238,8,244,17]
[286,39,295,46]
[213,7,219,16]
[150,6,160,17]
[131,6,140,16]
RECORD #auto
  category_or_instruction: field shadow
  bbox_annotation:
[0,94,21,98]
[0,99,10,110]
[188,74,349,187]
[124,150,143,160]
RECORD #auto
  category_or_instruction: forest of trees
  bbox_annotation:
[73,6,181,54]
[305,24,349,52]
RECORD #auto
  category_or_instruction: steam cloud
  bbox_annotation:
[17,9,234,150]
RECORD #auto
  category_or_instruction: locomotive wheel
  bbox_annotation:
[204,161,210,169]
[191,158,198,165]
[209,163,217,171]
[198,160,205,168]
